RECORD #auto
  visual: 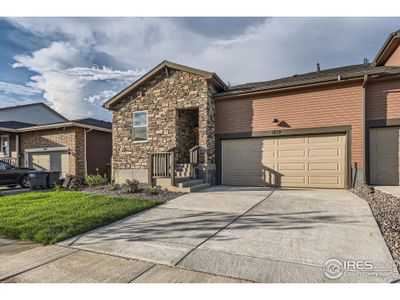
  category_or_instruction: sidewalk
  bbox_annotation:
[0,238,246,283]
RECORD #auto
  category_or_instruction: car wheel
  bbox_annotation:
[20,175,30,188]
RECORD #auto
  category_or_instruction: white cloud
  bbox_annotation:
[85,90,116,104]
[5,17,400,120]
[11,41,144,120]
[66,66,144,81]
[0,81,41,96]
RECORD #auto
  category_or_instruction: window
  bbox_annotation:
[132,111,148,142]
[1,135,9,156]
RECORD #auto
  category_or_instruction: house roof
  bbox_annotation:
[73,118,112,130]
[0,102,68,123]
[103,60,228,109]
[0,121,36,129]
[373,29,400,66]
[215,64,400,98]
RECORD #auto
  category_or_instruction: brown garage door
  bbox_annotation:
[222,133,347,188]
[370,127,400,185]
[29,151,68,175]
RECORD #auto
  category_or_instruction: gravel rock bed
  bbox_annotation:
[353,185,400,272]
[82,184,185,202]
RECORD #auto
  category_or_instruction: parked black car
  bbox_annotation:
[0,160,34,188]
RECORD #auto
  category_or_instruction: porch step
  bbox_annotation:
[168,183,211,193]
[177,179,204,188]
[176,171,192,177]
[176,163,191,169]
[174,176,191,184]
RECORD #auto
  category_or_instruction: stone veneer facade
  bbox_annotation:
[111,68,217,184]
[20,127,85,176]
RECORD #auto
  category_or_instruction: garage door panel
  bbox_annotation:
[308,162,340,171]
[277,163,306,171]
[308,148,341,158]
[277,137,306,145]
[29,150,68,175]
[222,133,347,188]
[277,149,306,158]
[308,176,340,185]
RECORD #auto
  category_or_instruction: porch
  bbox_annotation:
[0,131,20,166]
[148,145,210,192]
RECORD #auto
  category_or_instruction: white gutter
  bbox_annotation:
[0,122,111,134]
[84,128,93,176]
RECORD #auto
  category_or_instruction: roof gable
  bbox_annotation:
[0,103,68,125]
[373,29,400,66]
[103,60,227,109]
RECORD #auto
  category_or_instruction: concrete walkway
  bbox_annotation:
[56,186,399,283]
[373,186,400,198]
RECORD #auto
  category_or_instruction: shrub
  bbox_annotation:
[145,185,159,195]
[109,180,120,191]
[68,178,83,191]
[124,179,140,193]
[85,174,107,187]
[54,184,63,192]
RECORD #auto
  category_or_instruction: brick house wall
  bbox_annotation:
[111,68,216,184]
[215,81,364,177]
[20,127,85,176]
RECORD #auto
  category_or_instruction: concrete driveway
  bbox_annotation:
[60,186,399,283]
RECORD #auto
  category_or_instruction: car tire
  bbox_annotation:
[20,175,30,188]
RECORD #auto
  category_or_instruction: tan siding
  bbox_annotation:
[384,44,400,66]
[366,79,400,121]
[216,83,363,167]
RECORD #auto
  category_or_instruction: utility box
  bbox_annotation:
[29,171,49,190]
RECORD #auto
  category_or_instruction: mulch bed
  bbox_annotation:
[82,183,185,202]
[353,185,400,272]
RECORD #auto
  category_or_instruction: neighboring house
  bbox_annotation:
[0,103,112,178]
[104,29,400,190]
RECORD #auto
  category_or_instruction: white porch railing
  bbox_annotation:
[1,157,18,166]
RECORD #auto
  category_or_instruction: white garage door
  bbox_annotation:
[370,127,400,185]
[29,151,68,175]
[222,133,347,188]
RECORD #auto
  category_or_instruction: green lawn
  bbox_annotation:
[0,191,159,244]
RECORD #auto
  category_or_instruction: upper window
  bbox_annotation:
[1,135,9,156]
[132,111,148,142]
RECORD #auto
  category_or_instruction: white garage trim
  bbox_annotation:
[24,147,69,168]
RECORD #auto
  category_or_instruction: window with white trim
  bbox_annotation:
[132,111,148,142]
[1,135,9,156]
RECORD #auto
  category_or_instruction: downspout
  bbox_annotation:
[84,128,93,176]
[15,134,19,167]
[362,74,368,185]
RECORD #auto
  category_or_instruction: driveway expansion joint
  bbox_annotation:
[174,188,276,267]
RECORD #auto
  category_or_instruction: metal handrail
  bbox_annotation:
[189,145,199,165]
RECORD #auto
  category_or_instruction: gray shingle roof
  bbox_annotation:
[0,121,36,129]
[73,118,112,130]
[216,64,400,97]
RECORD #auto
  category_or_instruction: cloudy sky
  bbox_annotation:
[0,17,399,121]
